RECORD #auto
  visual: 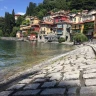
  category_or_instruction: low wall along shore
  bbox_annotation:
[0,44,96,96]
[0,37,17,41]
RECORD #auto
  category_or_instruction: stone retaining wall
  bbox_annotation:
[0,37,17,41]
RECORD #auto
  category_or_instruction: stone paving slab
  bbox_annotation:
[33,78,46,83]
[85,79,96,86]
[40,88,66,96]
[41,81,57,88]
[0,91,13,96]
[18,79,32,84]
[58,80,80,87]
[7,84,25,90]
[24,83,40,89]
[32,74,46,79]
[67,87,78,96]
[80,86,96,96]
[83,73,96,79]
[13,89,41,96]
[48,72,62,81]
[64,74,79,80]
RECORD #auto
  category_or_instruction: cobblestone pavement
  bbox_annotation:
[1,45,96,96]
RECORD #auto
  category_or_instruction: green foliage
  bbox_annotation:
[26,2,36,16]
[58,37,65,43]
[22,20,30,25]
[4,12,13,36]
[83,22,94,34]
[0,30,3,36]
[70,0,96,10]
[25,0,96,19]
[10,27,19,37]
[0,17,5,35]
[73,33,88,43]
[16,16,24,27]
[12,9,15,26]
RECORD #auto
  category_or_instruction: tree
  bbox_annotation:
[0,17,5,35]
[55,0,68,10]
[10,27,19,37]
[26,2,36,16]
[26,6,30,15]
[4,12,13,36]
[12,9,15,26]
[16,16,24,27]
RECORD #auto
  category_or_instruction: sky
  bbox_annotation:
[0,0,43,17]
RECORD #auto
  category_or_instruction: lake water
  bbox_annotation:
[0,40,74,82]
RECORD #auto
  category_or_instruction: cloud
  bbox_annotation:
[17,12,25,15]
[0,6,8,11]
[4,6,7,9]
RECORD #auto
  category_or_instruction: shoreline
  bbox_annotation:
[0,46,77,90]
[0,44,96,96]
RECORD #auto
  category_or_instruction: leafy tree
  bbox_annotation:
[16,16,24,27]
[55,0,68,10]
[22,20,30,25]
[10,27,19,37]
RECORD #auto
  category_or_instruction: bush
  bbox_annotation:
[58,37,65,43]
[73,33,88,44]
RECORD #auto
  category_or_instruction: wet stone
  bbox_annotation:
[18,79,32,84]
[40,88,66,96]
[80,86,96,96]
[7,84,25,90]
[24,83,40,89]
[41,81,56,88]
[13,89,40,96]
[85,79,96,86]
[0,91,13,96]
[58,80,80,87]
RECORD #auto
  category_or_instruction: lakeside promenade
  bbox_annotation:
[0,44,96,96]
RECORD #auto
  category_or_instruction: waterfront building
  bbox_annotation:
[14,14,21,21]
[19,16,40,41]
[72,22,84,33]
[55,21,72,41]
[53,15,69,23]
[38,21,56,42]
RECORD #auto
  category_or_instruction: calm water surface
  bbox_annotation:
[0,40,74,82]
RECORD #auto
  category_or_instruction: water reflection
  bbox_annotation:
[0,40,74,82]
